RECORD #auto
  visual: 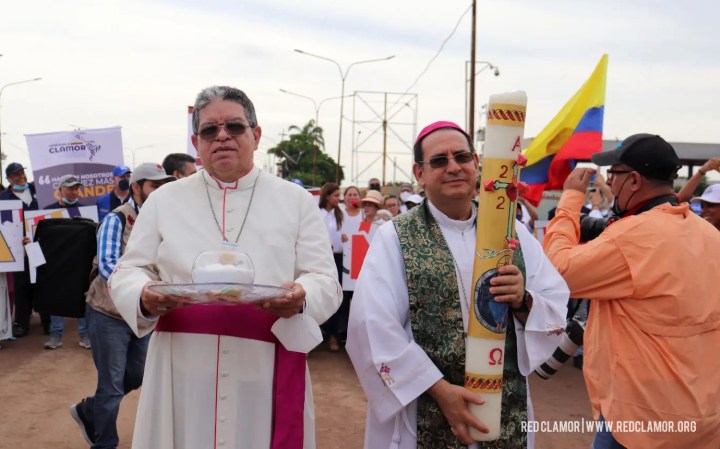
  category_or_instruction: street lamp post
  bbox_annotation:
[469,0,477,138]
[127,145,154,167]
[0,77,42,176]
[465,61,499,136]
[278,89,349,126]
[279,89,351,186]
[294,49,394,184]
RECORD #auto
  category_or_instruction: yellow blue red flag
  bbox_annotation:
[520,54,608,206]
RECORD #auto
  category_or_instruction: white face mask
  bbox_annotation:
[271,312,322,354]
[62,196,79,205]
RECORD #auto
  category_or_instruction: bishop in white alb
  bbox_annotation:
[110,167,341,449]
[346,200,568,449]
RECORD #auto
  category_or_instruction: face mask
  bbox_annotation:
[118,179,130,191]
[610,176,637,217]
[62,196,79,206]
[12,184,29,191]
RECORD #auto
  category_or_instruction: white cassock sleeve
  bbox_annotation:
[345,222,443,424]
[293,191,343,326]
[513,222,569,375]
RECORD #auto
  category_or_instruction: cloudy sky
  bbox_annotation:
[1,0,718,184]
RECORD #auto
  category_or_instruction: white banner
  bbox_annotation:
[25,127,124,208]
[23,206,99,242]
[0,274,11,339]
[187,106,197,158]
[0,200,25,273]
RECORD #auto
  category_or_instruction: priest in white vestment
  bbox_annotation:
[110,86,342,449]
[346,121,568,449]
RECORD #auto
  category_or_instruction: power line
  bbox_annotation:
[389,3,472,112]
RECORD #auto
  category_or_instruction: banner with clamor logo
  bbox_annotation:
[25,127,124,208]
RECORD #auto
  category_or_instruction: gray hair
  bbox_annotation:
[191,86,258,134]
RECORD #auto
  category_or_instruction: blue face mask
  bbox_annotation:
[12,183,29,191]
[62,196,79,206]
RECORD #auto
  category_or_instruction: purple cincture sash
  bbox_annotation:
[156,304,305,449]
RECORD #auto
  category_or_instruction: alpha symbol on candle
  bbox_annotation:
[511,136,521,152]
[496,254,512,267]
[489,348,504,365]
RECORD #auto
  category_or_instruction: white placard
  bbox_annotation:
[341,221,377,291]
[0,274,12,339]
[0,200,25,273]
[24,241,46,268]
[187,106,197,158]
[23,206,99,242]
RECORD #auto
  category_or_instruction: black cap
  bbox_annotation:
[5,162,25,177]
[591,134,681,181]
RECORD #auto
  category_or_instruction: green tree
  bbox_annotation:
[268,120,344,186]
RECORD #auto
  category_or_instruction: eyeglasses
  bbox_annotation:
[419,151,474,169]
[197,121,250,140]
[606,169,633,179]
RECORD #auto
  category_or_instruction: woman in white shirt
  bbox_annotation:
[319,183,343,258]
[341,186,362,233]
[319,183,344,351]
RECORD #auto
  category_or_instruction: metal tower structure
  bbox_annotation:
[350,91,418,186]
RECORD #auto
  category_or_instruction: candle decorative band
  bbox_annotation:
[465,373,504,393]
[466,91,527,442]
[487,103,526,127]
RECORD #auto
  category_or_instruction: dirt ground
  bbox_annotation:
[0,317,594,449]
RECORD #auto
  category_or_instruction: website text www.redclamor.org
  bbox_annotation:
[521,419,697,433]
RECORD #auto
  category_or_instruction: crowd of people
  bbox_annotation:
[321,128,720,449]
[317,179,426,352]
[2,154,197,447]
[1,84,719,449]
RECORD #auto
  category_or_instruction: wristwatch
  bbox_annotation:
[512,290,533,313]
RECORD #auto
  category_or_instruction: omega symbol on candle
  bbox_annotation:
[489,348,504,366]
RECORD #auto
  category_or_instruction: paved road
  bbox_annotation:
[0,318,593,448]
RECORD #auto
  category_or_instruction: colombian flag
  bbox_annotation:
[520,54,608,206]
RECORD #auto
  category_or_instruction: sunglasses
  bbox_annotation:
[197,121,250,140]
[606,169,633,178]
[419,151,474,169]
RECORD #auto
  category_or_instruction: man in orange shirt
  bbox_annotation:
[543,134,720,449]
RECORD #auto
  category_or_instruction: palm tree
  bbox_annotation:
[268,120,341,185]
[289,120,324,185]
